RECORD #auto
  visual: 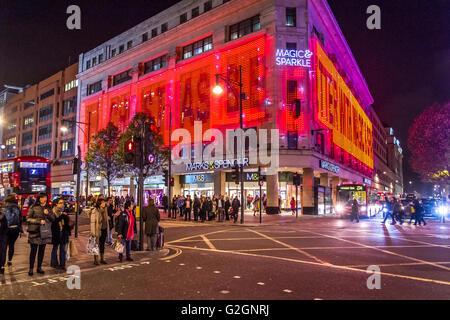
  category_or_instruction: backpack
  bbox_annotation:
[4,206,21,228]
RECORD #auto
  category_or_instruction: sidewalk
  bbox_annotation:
[0,216,169,286]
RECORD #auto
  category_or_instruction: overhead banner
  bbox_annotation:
[314,40,374,169]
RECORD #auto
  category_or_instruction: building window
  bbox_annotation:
[63,97,77,116]
[6,136,16,147]
[92,57,97,66]
[181,36,213,60]
[40,89,55,101]
[286,7,296,27]
[180,13,188,24]
[24,100,35,110]
[22,148,32,156]
[204,0,212,12]
[87,81,102,96]
[119,45,125,54]
[7,105,18,115]
[112,70,132,87]
[127,41,133,50]
[144,55,168,74]
[286,42,297,50]
[64,79,78,92]
[142,32,148,42]
[223,0,230,3]
[288,131,297,150]
[229,15,260,41]
[23,114,34,129]
[111,49,117,57]
[61,139,75,157]
[6,152,15,159]
[161,23,168,33]
[6,120,17,133]
[99,54,104,63]
[86,60,91,70]
[37,143,52,159]
[287,80,297,104]
[192,7,199,18]
[151,28,157,38]
[39,105,53,122]
[22,131,33,146]
[38,124,52,141]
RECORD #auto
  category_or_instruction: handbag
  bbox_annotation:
[86,236,99,255]
[111,239,124,254]
[39,222,52,241]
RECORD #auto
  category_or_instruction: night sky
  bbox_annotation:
[0,0,449,195]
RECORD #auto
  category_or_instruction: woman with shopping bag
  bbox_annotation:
[87,198,110,265]
[26,192,55,276]
[115,201,136,262]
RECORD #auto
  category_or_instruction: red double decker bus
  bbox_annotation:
[0,156,51,217]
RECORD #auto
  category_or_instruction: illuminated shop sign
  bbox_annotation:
[186,158,249,172]
[32,184,47,192]
[275,49,313,67]
[363,178,372,185]
[314,40,374,169]
[185,174,214,184]
[338,185,366,191]
[225,171,266,182]
[319,160,340,174]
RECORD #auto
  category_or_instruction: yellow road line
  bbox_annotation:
[246,228,329,265]
[170,244,450,286]
[201,235,217,250]
[166,228,231,244]
[234,245,436,252]
[302,229,450,272]
[346,261,450,268]
[159,246,182,261]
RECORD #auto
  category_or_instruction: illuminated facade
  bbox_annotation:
[77,0,376,214]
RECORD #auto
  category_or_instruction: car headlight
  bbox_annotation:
[336,204,344,213]
[383,207,388,213]
[438,206,448,215]
[360,206,367,211]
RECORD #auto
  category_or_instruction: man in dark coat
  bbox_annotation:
[413,199,426,226]
[142,199,160,251]
[224,197,231,221]
[232,197,240,223]
[50,198,71,269]
[193,195,200,221]
[162,195,168,214]
[350,199,359,223]
[115,201,136,262]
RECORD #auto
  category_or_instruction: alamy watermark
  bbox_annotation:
[171,121,279,175]
[366,265,381,289]
[367,5,381,30]
[66,265,81,290]
[66,5,81,30]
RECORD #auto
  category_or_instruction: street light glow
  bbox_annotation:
[60,126,68,133]
[213,85,223,95]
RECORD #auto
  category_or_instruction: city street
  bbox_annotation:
[1,212,449,300]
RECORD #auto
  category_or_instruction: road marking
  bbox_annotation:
[201,235,217,250]
[233,276,241,279]
[220,290,230,294]
[170,244,450,286]
[283,289,293,293]
[160,246,182,261]
[179,263,185,266]
[257,282,265,286]
[346,261,450,268]
[196,267,203,270]
[247,229,329,264]
[166,229,231,245]
[213,271,221,274]
[302,229,450,272]
[234,245,436,252]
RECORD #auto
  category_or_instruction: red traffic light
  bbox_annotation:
[126,141,134,151]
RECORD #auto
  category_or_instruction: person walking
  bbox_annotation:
[193,195,200,221]
[253,196,260,216]
[184,195,192,221]
[162,194,168,215]
[225,196,231,221]
[177,196,185,218]
[0,194,23,273]
[231,196,240,223]
[50,198,71,270]
[392,198,403,224]
[106,197,116,245]
[115,201,136,262]
[217,195,225,221]
[290,197,296,215]
[350,199,360,223]
[26,192,55,276]
[142,199,160,251]
[206,197,214,221]
[200,196,207,222]
[382,198,396,225]
[413,199,427,226]
[171,195,177,219]
[88,198,110,265]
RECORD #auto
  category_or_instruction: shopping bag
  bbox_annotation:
[66,243,71,262]
[111,239,124,254]
[70,239,78,257]
[86,236,99,255]
[39,222,52,242]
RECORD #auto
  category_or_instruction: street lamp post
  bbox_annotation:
[214,66,245,224]
[61,117,91,237]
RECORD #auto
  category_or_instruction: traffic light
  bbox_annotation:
[144,121,155,165]
[163,169,168,185]
[124,140,135,164]
[293,172,301,186]
[72,157,79,174]
[169,176,175,187]
[294,99,301,118]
